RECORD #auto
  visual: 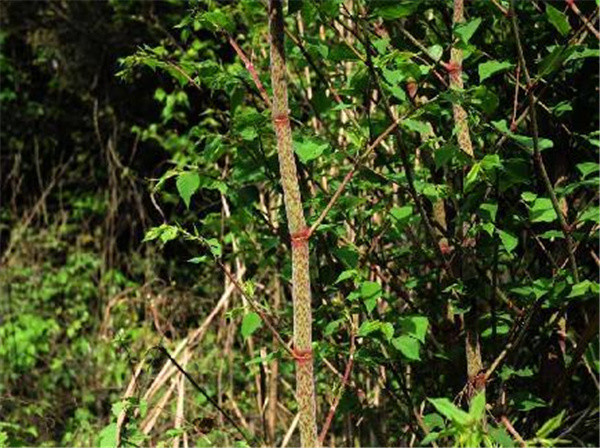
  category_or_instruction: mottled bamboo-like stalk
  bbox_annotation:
[268,1,319,446]
[449,0,483,396]
[449,0,474,158]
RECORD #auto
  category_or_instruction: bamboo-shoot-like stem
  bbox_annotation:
[448,0,474,158]
[449,0,484,396]
[268,1,319,446]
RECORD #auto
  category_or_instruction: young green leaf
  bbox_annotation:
[403,118,432,137]
[468,391,486,420]
[427,398,471,426]
[428,44,443,62]
[576,162,600,179]
[455,18,482,44]
[97,423,118,448]
[536,410,566,438]
[159,225,178,244]
[241,312,262,339]
[392,335,421,361]
[546,4,571,37]
[497,229,518,254]
[398,315,429,343]
[478,60,512,82]
[529,198,558,223]
[389,205,413,224]
[205,238,222,257]
[360,281,382,300]
[176,171,200,209]
[567,280,596,298]
[294,138,328,163]
[360,281,382,313]
[358,320,381,337]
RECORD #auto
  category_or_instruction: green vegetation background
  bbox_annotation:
[0,1,598,447]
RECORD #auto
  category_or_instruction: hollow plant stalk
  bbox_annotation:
[268,1,319,446]
[449,0,484,394]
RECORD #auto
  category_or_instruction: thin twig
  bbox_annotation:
[510,0,579,283]
[156,345,258,446]
[308,102,431,236]
[227,34,272,107]
[217,259,292,357]
[501,415,526,447]
[318,333,356,445]
[566,2,600,40]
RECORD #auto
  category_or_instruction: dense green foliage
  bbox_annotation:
[1,1,598,447]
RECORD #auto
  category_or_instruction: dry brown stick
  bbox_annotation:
[490,0,510,16]
[142,276,241,405]
[173,370,186,448]
[561,309,600,385]
[510,64,521,130]
[281,413,301,448]
[266,270,282,445]
[1,157,72,266]
[143,377,178,434]
[567,1,600,40]
[590,250,600,268]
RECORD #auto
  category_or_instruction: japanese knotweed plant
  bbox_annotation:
[268,0,319,445]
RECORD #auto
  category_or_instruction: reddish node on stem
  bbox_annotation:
[439,240,454,255]
[273,114,289,127]
[290,227,310,248]
[292,346,313,364]
[470,371,488,391]
[565,0,575,8]
[406,80,418,100]
[441,61,462,76]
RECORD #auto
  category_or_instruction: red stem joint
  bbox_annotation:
[290,227,310,248]
[273,114,289,127]
[441,61,462,77]
[292,346,313,364]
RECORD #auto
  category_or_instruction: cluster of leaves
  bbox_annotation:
[126,0,598,446]
[1,0,598,447]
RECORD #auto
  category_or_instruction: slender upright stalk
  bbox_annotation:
[448,0,474,158]
[268,1,319,446]
[448,0,483,395]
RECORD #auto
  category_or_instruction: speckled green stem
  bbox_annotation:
[268,1,319,446]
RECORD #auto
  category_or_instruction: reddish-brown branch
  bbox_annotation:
[228,35,272,108]
[308,112,407,236]
[216,259,292,357]
[566,1,600,40]
[500,416,526,447]
[318,334,356,445]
